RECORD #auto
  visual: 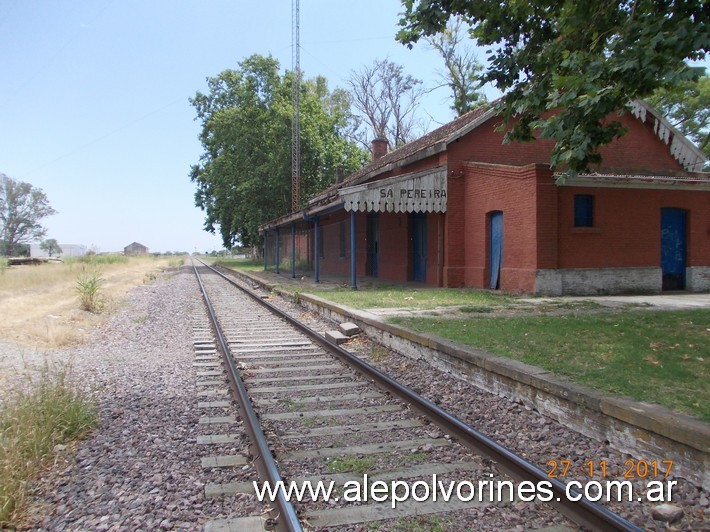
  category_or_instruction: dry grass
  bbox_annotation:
[0,255,177,525]
[0,359,97,525]
[0,256,175,349]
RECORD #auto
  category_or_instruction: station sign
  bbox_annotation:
[339,167,447,213]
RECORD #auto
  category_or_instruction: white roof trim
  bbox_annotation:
[629,100,706,172]
[558,172,710,191]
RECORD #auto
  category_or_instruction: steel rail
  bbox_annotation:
[192,262,303,532]
[199,260,642,532]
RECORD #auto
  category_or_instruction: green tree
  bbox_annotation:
[0,174,57,256]
[190,55,368,249]
[397,0,707,174]
[40,238,63,257]
[647,74,709,167]
[425,16,486,116]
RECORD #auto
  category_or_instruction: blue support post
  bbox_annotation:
[263,231,268,271]
[350,210,357,289]
[291,222,296,278]
[275,228,280,275]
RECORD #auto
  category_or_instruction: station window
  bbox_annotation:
[574,194,594,227]
[339,221,346,258]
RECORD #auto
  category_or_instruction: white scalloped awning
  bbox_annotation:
[339,167,447,213]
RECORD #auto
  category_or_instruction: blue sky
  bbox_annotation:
[0,0,488,253]
[3,2,703,254]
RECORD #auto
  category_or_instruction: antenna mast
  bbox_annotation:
[291,0,301,212]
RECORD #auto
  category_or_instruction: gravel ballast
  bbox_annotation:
[231,269,708,531]
[6,264,708,530]
[10,268,262,530]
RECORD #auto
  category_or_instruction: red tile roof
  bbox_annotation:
[309,105,494,206]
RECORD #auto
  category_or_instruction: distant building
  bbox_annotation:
[124,242,148,255]
[30,243,87,258]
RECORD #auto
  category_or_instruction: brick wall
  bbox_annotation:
[308,210,414,283]
[557,186,710,269]
[427,213,444,286]
[317,214,351,277]
[289,107,707,293]
[443,174,467,287]
[455,162,541,292]
[378,212,409,280]
[457,112,686,173]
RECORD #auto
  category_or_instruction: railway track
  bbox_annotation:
[191,259,641,531]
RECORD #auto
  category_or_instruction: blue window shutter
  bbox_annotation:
[574,195,594,227]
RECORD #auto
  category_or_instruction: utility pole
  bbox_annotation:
[291,0,301,212]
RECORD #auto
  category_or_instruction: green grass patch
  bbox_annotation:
[309,286,510,310]
[1,361,97,525]
[327,455,376,474]
[167,257,184,269]
[213,258,264,272]
[394,451,429,467]
[66,254,128,265]
[301,415,334,428]
[389,515,455,532]
[283,400,305,411]
[369,345,390,362]
[390,309,710,421]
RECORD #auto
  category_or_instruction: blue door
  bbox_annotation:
[412,213,427,282]
[489,211,503,289]
[366,213,379,277]
[661,208,686,290]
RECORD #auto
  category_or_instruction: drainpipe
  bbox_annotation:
[350,210,357,290]
[302,213,320,283]
[291,222,296,279]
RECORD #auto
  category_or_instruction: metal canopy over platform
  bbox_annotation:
[339,167,447,213]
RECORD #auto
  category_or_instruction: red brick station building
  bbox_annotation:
[260,101,709,295]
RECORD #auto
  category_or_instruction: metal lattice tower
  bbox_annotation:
[291,0,301,212]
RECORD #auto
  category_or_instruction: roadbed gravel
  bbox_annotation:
[5,268,261,530]
[3,265,707,530]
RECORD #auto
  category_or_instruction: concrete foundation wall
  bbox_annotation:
[687,266,710,292]
[535,267,661,295]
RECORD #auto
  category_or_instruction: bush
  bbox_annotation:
[78,254,127,265]
[75,266,105,312]
[168,257,184,268]
[64,254,128,266]
[0,361,97,525]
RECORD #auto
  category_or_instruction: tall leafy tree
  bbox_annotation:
[425,17,486,116]
[190,54,368,249]
[397,0,708,174]
[40,238,62,257]
[0,174,57,256]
